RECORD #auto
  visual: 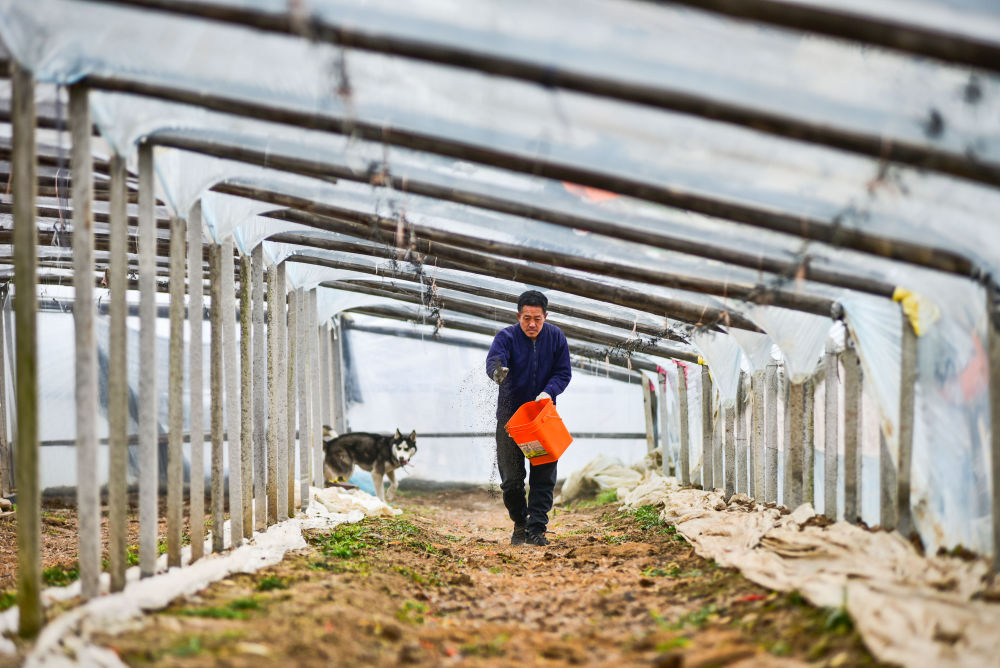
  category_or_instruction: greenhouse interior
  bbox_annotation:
[0,0,999,666]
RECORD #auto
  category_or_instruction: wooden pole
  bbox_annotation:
[310,290,324,489]
[296,288,310,506]
[286,287,297,513]
[642,375,656,454]
[209,244,225,552]
[659,370,671,475]
[137,141,158,578]
[897,314,918,538]
[824,342,839,520]
[764,362,778,504]
[166,215,185,568]
[12,61,42,638]
[677,366,690,484]
[275,262,288,522]
[239,254,253,537]
[69,84,100,600]
[843,341,863,523]
[107,154,128,591]
[266,264,278,525]
[221,238,243,545]
[251,245,266,530]
[701,366,713,490]
[187,203,205,560]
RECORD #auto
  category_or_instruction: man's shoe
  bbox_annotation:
[525,532,550,546]
[511,524,527,546]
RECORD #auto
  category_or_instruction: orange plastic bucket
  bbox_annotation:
[504,398,573,466]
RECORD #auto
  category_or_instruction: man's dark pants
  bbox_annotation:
[496,419,558,536]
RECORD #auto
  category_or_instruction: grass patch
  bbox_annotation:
[0,591,15,611]
[631,504,665,530]
[652,603,719,631]
[461,633,509,657]
[603,534,628,545]
[42,563,79,587]
[256,576,288,592]
[175,597,259,620]
[394,566,441,586]
[396,600,428,625]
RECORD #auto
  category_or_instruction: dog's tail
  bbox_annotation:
[322,424,338,441]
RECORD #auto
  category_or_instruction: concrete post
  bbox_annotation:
[137,142,158,578]
[209,245,225,552]
[843,341,863,523]
[701,366,713,490]
[275,263,288,522]
[764,362,779,504]
[286,288,297,512]
[897,314,918,538]
[187,204,205,560]
[266,265,279,525]
[310,291,323,489]
[239,255,253,538]
[70,84,99,599]
[166,215,185,568]
[659,370,671,476]
[677,366,690,484]
[824,342,839,520]
[296,289,310,506]
[736,371,748,494]
[107,154,129,590]
[751,370,765,500]
[221,238,243,546]
[251,245,266,530]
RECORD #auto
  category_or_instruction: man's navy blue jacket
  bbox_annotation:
[486,323,572,419]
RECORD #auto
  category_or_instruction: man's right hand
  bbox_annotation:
[492,366,509,385]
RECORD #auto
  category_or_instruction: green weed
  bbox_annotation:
[170,636,203,657]
[256,576,287,592]
[42,563,79,587]
[632,505,665,530]
[0,591,15,611]
[653,603,719,630]
[396,600,428,625]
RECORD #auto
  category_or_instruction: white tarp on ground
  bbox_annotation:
[0,487,399,668]
[616,473,1000,668]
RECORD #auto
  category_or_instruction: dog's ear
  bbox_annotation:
[409,430,416,441]
[395,428,402,439]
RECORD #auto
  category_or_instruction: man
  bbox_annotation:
[486,290,572,546]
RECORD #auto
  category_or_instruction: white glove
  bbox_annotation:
[492,366,509,385]
[535,391,551,402]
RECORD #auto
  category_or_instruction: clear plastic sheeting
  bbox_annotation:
[690,329,745,404]
[200,192,274,248]
[728,329,776,373]
[748,306,833,384]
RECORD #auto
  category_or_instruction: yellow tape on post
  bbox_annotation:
[892,287,940,336]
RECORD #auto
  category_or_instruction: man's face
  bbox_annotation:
[518,305,546,339]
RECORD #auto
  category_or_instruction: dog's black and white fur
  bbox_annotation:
[323,426,417,502]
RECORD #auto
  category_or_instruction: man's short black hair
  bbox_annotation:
[517,290,548,313]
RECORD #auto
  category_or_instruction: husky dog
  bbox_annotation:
[323,427,417,502]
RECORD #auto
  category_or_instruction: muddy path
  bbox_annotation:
[83,487,887,667]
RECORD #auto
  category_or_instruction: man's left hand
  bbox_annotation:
[535,391,551,402]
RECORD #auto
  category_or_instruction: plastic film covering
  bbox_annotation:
[2,0,998,277]
[729,330,777,373]
[748,307,834,384]
[691,330,745,404]
[200,192,275,248]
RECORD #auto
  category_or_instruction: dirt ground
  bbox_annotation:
[0,487,885,667]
